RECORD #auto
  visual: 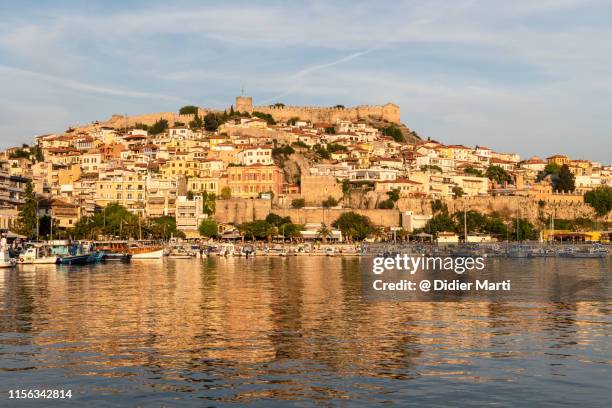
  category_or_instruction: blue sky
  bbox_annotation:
[1,0,611,163]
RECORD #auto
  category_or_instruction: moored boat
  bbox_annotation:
[102,252,132,262]
[168,246,195,259]
[0,238,16,268]
[130,246,165,259]
[16,244,58,264]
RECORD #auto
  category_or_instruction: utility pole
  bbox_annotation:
[463,201,467,244]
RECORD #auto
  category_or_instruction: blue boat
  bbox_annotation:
[57,254,90,265]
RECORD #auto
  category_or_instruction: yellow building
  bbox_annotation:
[547,155,570,166]
[160,154,202,178]
[95,175,146,213]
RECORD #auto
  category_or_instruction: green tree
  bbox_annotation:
[420,165,443,173]
[189,114,203,130]
[555,164,575,192]
[584,186,612,216]
[324,126,336,134]
[382,125,404,142]
[179,105,199,115]
[149,119,169,135]
[486,165,512,185]
[252,111,276,125]
[198,219,218,238]
[272,145,294,158]
[239,220,276,241]
[378,199,394,209]
[322,196,338,208]
[431,199,448,215]
[326,143,348,153]
[220,187,232,200]
[291,198,306,208]
[265,213,291,227]
[313,144,331,159]
[134,123,149,131]
[202,191,216,216]
[17,182,38,238]
[512,218,537,241]
[464,167,484,177]
[332,212,374,241]
[426,214,456,236]
[386,188,401,202]
[452,186,464,198]
[204,113,220,131]
[149,216,181,240]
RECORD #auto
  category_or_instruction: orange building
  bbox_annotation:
[226,164,283,198]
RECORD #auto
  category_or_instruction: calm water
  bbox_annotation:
[0,257,610,407]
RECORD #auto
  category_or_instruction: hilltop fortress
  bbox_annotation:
[236,96,401,124]
[82,96,401,130]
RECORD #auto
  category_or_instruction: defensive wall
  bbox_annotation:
[252,103,401,124]
[212,198,401,227]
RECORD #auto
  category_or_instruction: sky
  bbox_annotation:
[0,0,611,163]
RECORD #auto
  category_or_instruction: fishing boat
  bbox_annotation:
[218,243,236,257]
[102,252,132,262]
[0,238,16,268]
[325,247,337,257]
[57,243,99,265]
[16,244,58,264]
[57,253,90,265]
[128,242,165,259]
[241,244,256,257]
[168,245,195,259]
[561,245,608,258]
[506,244,533,258]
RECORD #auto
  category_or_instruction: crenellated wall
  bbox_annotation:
[252,102,400,124]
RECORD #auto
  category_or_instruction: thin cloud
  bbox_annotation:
[0,65,186,102]
[260,48,380,104]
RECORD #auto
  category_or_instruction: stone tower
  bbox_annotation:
[235,96,253,113]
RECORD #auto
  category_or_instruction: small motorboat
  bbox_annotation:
[0,238,16,268]
[102,252,132,262]
[168,246,195,259]
[57,254,90,265]
[16,244,58,264]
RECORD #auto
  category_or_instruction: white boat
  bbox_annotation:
[17,245,58,264]
[0,238,16,268]
[218,243,236,257]
[168,246,195,259]
[131,248,165,259]
[325,247,337,256]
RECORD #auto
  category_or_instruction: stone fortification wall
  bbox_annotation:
[252,103,400,124]
[395,196,610,224]
[212,198,400,227]
[300,175,343,205]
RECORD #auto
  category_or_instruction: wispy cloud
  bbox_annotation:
[0,65,186,102]
[260,47,380,104]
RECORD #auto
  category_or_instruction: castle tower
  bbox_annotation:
[235,96,253,113]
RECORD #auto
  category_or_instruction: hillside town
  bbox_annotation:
[1,96,611,244]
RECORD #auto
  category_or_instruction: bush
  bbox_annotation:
[291,198,306,208]
[383,125,404,142]
[149,119,169,135]
[322,196,338,208]
[332,212,374,241]
[179,105,199,115]
[584,187,612,216]
[199,219,218,238]
[378,199,394,209]
[252,111,276,125]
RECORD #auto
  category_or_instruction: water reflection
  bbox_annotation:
[0,258,610,406]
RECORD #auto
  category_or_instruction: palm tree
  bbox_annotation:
[318,224,332,243]
[372,226,387,242]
